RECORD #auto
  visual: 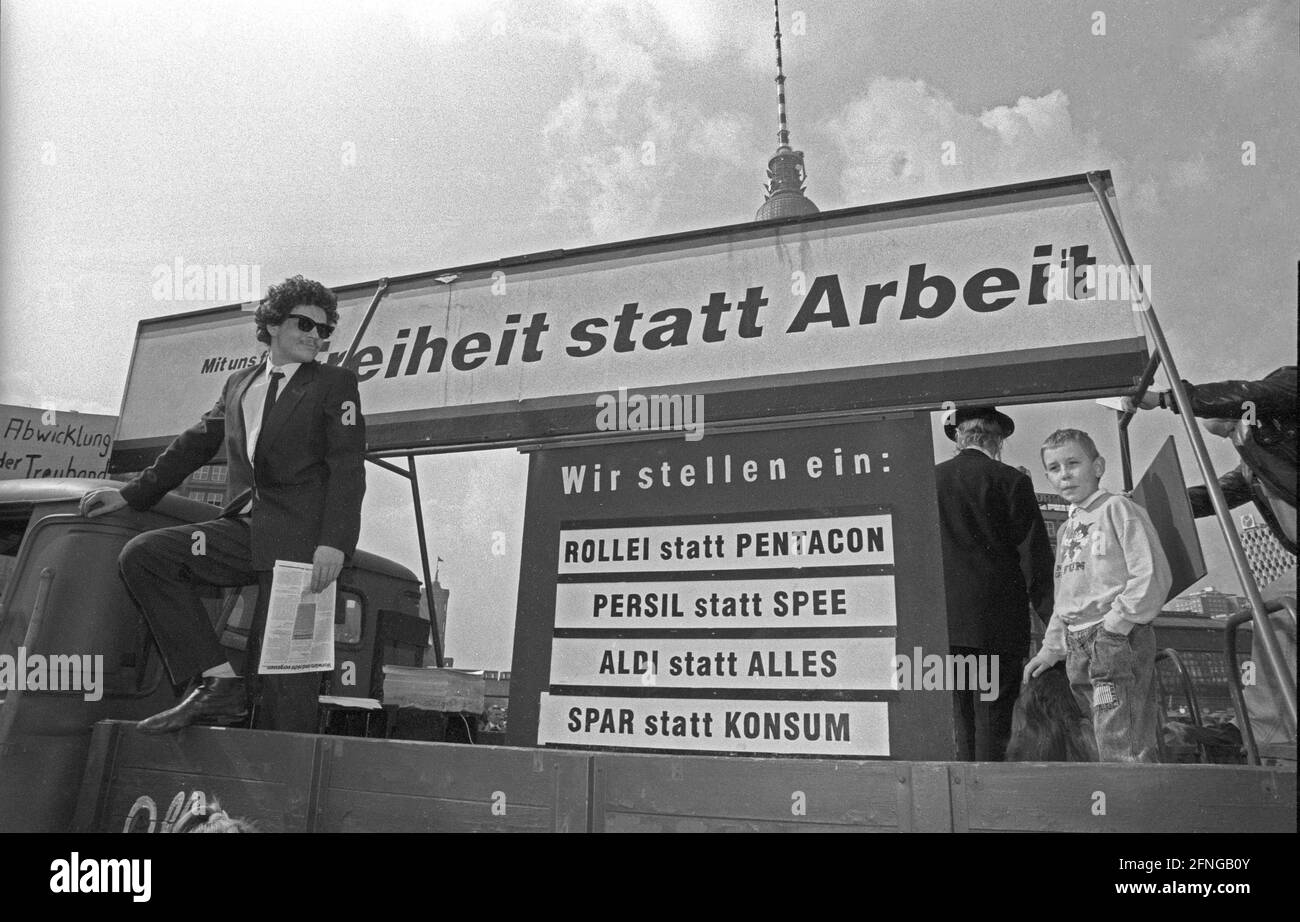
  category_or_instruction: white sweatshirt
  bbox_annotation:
[1042,490,1173,656]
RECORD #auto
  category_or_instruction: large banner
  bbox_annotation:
[112,173,1147,467]
[508,415,956,760]
[0,405,115,481]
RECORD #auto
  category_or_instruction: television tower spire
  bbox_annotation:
[774,0,791,149]
[757,0,818,221]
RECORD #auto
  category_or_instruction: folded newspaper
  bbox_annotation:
[381,666,485,712]
[258,560,335,674]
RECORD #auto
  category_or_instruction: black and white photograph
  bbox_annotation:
[0,0,1294,890]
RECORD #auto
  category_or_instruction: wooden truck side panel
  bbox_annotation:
[71,721,1297,834]
[0,479,426,832]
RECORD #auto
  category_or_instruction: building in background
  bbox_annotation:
[1239,513,1296,590]
[177,462,229,506]
[1035,492,1070,555]
[420,574,450,658]
[1163,587,1246,618]
[108,458,230,506]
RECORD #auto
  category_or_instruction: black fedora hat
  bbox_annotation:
[944,405,1016,441]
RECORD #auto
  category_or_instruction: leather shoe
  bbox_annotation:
[137,676,248,734]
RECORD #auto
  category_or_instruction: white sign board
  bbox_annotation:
[115,173,1146,458]
[0,405,116,480]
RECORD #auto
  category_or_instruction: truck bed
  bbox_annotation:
[67,721,1296,833]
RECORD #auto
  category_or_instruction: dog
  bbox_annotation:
[1005,663,1096,761]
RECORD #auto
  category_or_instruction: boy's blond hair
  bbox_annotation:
[1040,428,1100,464]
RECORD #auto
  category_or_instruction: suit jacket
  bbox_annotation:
[121,360,367,569]
[935,448,1054,654]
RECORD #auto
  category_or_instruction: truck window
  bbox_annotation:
[215,584,258,652]
[216,586,361,648]
[337,592,362,645]
[0,507,30,603]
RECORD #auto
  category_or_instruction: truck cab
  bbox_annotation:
[0,478,428,832]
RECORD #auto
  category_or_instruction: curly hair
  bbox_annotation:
[955,419,1005,454]
[254,275,339,344]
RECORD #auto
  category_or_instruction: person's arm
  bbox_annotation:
[316,369,366,560]
[116,391,227,511]
[1179,367,1297,421]
[1024,612,1067,681]
[1187,464,1253,518]
[1101,501,1173,634]
[1027,516,1055,625]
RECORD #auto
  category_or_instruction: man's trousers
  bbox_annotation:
[118,515,320,732]
[951,646,1022,761]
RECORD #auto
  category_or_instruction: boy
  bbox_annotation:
[1023,429,1173,761]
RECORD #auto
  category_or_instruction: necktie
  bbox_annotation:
[258,370,284,457]
[264,369,284,412]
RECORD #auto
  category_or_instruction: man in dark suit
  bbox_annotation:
[936,406,1053,760]
[80,275,366,733]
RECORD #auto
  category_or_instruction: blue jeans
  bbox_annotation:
[1065,622,1160,762]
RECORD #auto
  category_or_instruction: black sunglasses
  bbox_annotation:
[284,313,335,339]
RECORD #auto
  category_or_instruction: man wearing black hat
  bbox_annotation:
[936,406,1054,761]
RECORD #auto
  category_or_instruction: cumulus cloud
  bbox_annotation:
[640,0,731,61]
[540,4,670,240]
[825,79,1113,205]
[687,113,755,169]
[1191,3,1286,81]
[540,1,765,241]
[399,0,499,45]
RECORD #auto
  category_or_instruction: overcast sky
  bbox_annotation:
[2,0,1296,669]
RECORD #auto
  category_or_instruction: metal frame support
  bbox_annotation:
[347,278,443,668]
[1117,350,1163,491]
[1225,607,1264,766]
[1087,172,1296,737]
[406,455,443,667]
[341,279,390,369]
[1117,410,1133,492]
[362,453,444,668]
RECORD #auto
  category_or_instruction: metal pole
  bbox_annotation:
[341,279,390,369]
[1117,351,1162,491]
[1120,350,1163,434]
[1117,410,1134,491]
[406,454,443,668]
[364,454,410,478]
[1087,172,1296,735]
